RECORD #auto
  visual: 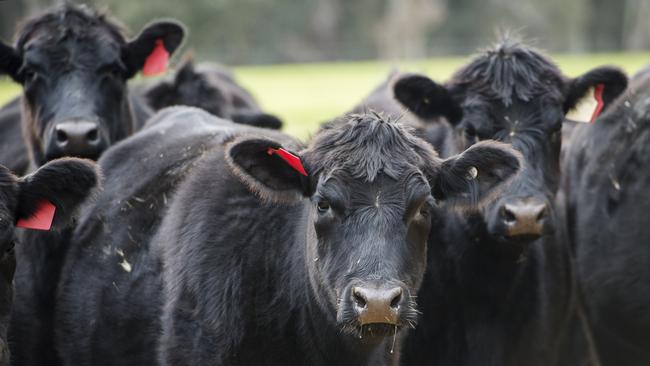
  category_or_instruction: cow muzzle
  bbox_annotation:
[45,119,109,161]
[498,197,548,239]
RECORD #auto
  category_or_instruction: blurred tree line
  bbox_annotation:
[1,0,649,65]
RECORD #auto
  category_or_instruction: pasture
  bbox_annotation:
[1,51,650,139]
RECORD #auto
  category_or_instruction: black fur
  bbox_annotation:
[138,59,283,129]
[560,74,650,365]
[0,3,185,166]
[0,5,184,366]
[0,158,99,366]
[0,98,29,175]
[54,107,520,366]
[395,38,628,366]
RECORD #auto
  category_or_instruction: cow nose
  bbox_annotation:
[47,120,106,160]
[500,198,548,238]
[351,286,403,325]
[55,121,100,148]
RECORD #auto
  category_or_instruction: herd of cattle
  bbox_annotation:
[0,3,648,366]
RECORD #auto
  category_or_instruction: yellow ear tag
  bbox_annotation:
[565,84,605,123]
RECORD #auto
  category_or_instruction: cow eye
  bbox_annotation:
[418,197,434,218]
[317,200,331,213]
[21,68,39,85]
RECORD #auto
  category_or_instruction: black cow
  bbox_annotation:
[0,3,185,167]
[561,74,650,366]
[137,59,283,129]
[393,39,628,365]
[0,5,184,365]
[54,107,521,366]
[0,158,99,366]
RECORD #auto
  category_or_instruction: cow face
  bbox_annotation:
[226,113,521,341]
[0,5,185,166]
[395,41,627,251]
[0,158,99,366]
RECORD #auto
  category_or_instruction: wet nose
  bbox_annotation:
[351,285,404,325]
[55,121,100,148]
[499,198,548,238]
[46,120,106,160]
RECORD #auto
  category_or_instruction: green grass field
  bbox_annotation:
[2,52,650,139]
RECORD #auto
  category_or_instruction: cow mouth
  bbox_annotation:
[494,233,544,259]
[341,323,402,342]
[358,323,400,338]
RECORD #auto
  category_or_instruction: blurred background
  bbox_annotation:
[2,0,650,137]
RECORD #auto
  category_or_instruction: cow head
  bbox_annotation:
[144,59,283,129]
[0,4,185,166]
[226,113,520,343]
[0,157,99,366]
[394,40,627,253]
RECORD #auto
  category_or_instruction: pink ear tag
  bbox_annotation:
[143,39,169,77]
[590,83,605,122]
[267,148,308,176]
[16,200,56,231]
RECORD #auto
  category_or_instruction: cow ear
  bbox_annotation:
[175,58,196,83]
[231,112,284,130]
[16,158,101,230]
[225,136,309,204]
[394,74,463,124]
[564,67,628,123]
[0,40,21,82]
[122,20,186,78]
[434,141,521,208]
[143,81,177,110]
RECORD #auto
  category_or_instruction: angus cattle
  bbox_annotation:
[137,59,283,129]
[0,158,99,366]
[54,107,521,366]
[393,39,628,365]
[0,3,185,167]
[561,74,650,366]
[0,5,184,365]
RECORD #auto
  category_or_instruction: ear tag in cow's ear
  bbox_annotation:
[16,200,56,231]
[143,39,169,77]
[267,148,308,176]
[566,83,605,123]
[467,166,478,180]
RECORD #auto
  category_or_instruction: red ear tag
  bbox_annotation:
[590,83,605,123]
[267,148,308,176]
[143,39,169,77]
[16,200,56,231]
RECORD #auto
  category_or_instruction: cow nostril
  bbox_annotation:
[536,206,548,222]
[86,128,99,143]
[56,129,68,144]
[502,206,517,224]
[390,289,403,309]
[352,288,367,309]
